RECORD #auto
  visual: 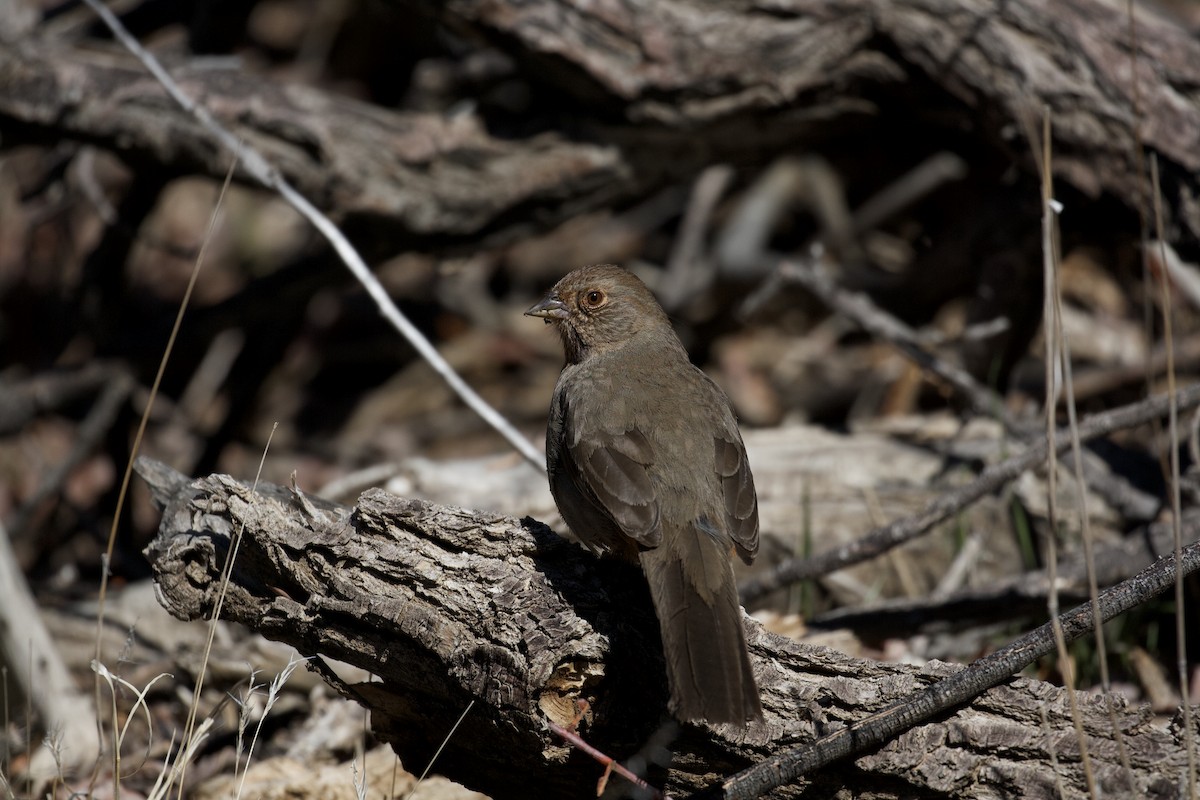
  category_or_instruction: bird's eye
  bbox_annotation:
[582,289,606,309]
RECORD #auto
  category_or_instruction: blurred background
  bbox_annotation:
[2,0,1200,796]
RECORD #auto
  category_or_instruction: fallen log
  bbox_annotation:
[137,457,1195,799]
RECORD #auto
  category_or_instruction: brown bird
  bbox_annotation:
[527,264,762,725]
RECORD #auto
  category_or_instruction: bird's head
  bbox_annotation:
[525,264,672,364]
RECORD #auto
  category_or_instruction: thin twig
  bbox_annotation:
[808,507,1200,632]
[88,117,236,800]
[0,362,117,435]
[403,701,476,800]
[717,159,842,278]
[549,722,666,800]
[72,147,199,261]
[1126,3,1196,787]
[774,255,1019,427]
[0,520,101,785]
[717,536,1200,800]
[7,373,133,537]
[84,154,234,800]
[1037,107,1097,797]
[1054,174,1136,794]
[659,165,734,311]
[79,0,545,472]
[1151,153,1198,799]
[850,152,967,234]
[729,154,1159,523]
[738,381,1200,605]
[754,251,1161,523]
[734,152,967,318]
[174,422,279,800]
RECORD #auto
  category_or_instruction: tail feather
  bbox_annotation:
[639,533,762,724]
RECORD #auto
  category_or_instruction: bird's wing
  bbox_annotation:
[715,433,759,563]
[567,425,662,548]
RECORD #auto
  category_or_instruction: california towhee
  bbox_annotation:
[527,264,762,725]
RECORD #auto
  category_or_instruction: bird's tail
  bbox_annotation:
[639,529,762,725]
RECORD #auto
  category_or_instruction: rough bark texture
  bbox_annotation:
[3,0,1199,246]
[0,42,632,253]
[138,459,1195,799]
[407,0,1200,237]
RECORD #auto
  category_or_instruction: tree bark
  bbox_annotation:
[0,40,632,253]
[137,458,1195,799]
[404,0,1200,240]
[4,0,1199,245]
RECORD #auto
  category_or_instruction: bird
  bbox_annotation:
[526,264,762,725]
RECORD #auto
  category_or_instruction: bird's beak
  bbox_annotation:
[525,294,569,322]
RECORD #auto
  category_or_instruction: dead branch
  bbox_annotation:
[720,535,1200,799]
[739,382,1200,605]
[809,507,1200,633]
[71,0,547,470]
[0,39,631,249]
[0,525,100,782]
[412,0,1200,238]
[137,457,1195,799]
[5,0,1200,244]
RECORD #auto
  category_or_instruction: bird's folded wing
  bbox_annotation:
[715,435,759,563]
[568,427,662,548]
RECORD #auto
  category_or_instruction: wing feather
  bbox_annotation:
[715,436,759,563]
[572,428,661,546]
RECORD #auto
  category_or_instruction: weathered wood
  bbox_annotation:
[410,0,1200,238]
[4,0,1200,247]
[138,457,1194,799]
[0,40,632,251]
